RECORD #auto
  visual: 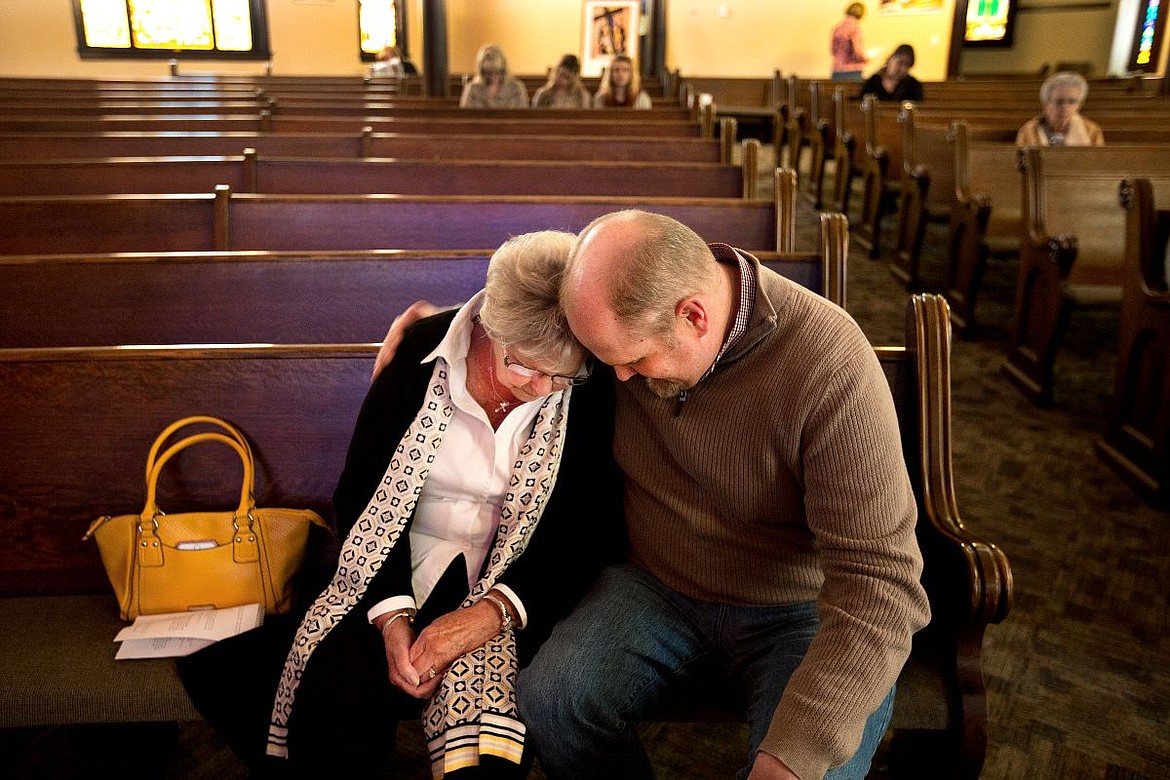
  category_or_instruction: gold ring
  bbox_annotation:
[428,666,437,680]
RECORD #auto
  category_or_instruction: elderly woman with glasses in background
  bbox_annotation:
[460,42,529,109]
[1017,71,1104,147]
[178,231,623,779]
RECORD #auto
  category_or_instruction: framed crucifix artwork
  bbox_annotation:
[582,1,639,77]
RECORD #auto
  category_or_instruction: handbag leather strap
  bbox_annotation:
[139,432,259,568]
[144,415,253,486]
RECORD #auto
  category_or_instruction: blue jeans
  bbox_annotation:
[517,564,894,780]
[832,71,864,81]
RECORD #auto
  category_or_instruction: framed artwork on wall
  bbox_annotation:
[879,0,945,14]
[582,1,639,77]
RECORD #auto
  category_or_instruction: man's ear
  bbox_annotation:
[675,296,710,338]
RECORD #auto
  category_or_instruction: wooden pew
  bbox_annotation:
[0,172,798,256]
[892,111,1017,291]
[798,81,831,208]
[854,101,1170,260]
[0,231,837,731]
[0,250,490,347]
[0,295,1012,780]
[679,72,781,141]
[0,130,724,164]
[1003,145,1170,405]
[0,114,707,138]
[828,89,867,217]
[0,148,759,199]
[0,239,845,349]
[903,116,1170,301]
[0,344,374,728]
[1095,177,1170,507]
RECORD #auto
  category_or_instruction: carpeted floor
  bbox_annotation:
[5,148,1168,780]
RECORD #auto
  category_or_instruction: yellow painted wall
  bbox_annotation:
[0,0,1135,82]
[667,0,955,80]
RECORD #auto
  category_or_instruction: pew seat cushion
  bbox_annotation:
[0,595,198,727]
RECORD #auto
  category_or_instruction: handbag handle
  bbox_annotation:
[142,432,254,525]
[144,415,253,486]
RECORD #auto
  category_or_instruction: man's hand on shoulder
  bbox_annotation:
[371,300,442,380]
[748,750,800,780]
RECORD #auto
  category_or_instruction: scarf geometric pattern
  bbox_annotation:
[266,360,570,778]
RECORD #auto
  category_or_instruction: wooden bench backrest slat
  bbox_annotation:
[0,115,704,138]
[0,132,722,163]
[0,192,783,255]
[0,345,376,595]
[0,156,746,199]
[1022,146,1170,286]
[0,252,490,347]
[1097,178,1170,506]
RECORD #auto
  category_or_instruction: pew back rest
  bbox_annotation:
[0,245,840,349]
[0,251,490,347]
[0,132,724,164]
[0,190,786,255]
[0,154,749,199]
[0,345,376,597]
[1022,146,1170,286]
[959,141,1021,237]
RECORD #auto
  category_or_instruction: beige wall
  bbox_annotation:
[960,2,1120,77]
[0,0,1136,82]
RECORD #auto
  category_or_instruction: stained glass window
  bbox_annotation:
[358,0,403,60]
[1129,0,1166,72]
[72,0,269,58]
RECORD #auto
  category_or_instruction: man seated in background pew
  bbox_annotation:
[377,210,930,780]
[1016,71,1104,147]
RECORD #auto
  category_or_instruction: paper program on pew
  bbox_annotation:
[113,602,263,659]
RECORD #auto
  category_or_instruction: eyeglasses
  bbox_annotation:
[503,352,592,387]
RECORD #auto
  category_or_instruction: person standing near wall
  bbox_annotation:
[830,3,868,81]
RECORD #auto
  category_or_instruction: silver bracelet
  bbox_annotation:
[378,609,415,638]
[482,592,513,634]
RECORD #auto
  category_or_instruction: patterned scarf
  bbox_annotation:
[266,360,570,776]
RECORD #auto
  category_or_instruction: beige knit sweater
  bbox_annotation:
[615,260,930,779]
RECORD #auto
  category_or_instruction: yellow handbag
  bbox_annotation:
[85,416,330,621]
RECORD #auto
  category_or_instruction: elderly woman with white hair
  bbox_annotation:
[178,231,622,778]
[1017,71,1105,147]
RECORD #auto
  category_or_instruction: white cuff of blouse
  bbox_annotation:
[366,584,528,629]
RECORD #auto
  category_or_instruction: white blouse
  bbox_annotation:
[366,293,561,628]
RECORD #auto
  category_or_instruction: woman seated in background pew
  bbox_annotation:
[177,231,622,778]
[859,43,923,102]
[1016,71,1104,147]
[593,54,652,109]
[460,43,529,108]
[532,53,592,108]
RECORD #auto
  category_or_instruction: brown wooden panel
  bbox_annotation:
[226,196,777,252]
[0,132,362,159]
[0,251,490,347]
[253,158,742,198]
[0,345,376,595]
[0,194,218,254]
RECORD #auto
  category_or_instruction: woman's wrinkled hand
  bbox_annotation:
[407,600,503,691]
